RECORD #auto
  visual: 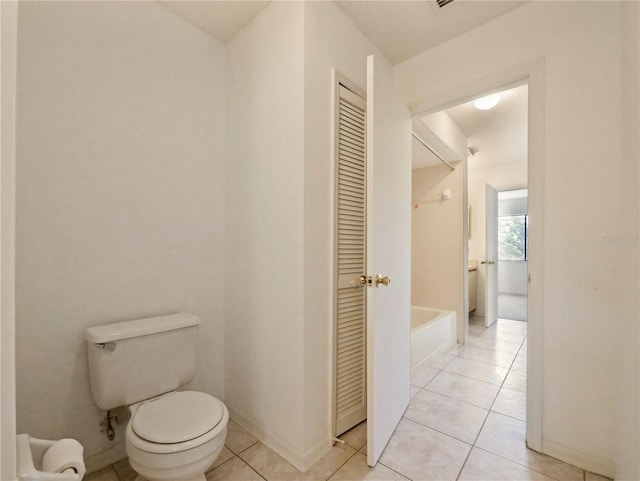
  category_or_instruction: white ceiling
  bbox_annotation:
[333,1,527,65]
[159,1,270,43]
[157,1,528,172]
[417,84,528,170]
[159,1,527,65]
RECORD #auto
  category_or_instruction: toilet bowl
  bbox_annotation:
[85,313,229,481]
[125,391,229,481]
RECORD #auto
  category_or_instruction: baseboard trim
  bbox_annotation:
[227,404,332,471]
[542,439,614,479]
[301,434,334,470]
[84,442,127,474]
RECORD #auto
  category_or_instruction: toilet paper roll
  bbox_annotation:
[42,438,86,480]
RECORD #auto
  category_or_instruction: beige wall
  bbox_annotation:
[15,2,227,470]
[1,1,18,478]
[411,162,465,320]
[616,2,640,479]
[411,145,466,330]
[411,111,468,339]
[394,2,635,476]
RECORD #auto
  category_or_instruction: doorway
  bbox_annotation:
[445,84,529,330]
[408,79,539,450]
[414,84,529,332]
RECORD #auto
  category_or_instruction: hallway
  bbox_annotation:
[396,316,606,480]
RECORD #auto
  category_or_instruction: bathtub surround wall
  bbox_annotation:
[15,2,227,470]
[395,2,638,477]
[226,1,390,469]
[412,111,467,339]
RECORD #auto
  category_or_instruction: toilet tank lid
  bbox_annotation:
[85,313,200,344]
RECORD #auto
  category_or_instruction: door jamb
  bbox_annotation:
[406,59,545,452]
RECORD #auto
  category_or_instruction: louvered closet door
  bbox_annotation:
[335,83,367,436]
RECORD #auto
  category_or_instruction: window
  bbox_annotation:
[498,214,528,261]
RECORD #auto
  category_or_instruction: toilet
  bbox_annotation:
[85,313,228,481]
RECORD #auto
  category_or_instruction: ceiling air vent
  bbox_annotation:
[436,0,454,7]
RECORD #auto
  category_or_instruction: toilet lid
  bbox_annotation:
[132,391,224,444]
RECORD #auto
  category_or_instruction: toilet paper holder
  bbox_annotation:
[16,434,84,480]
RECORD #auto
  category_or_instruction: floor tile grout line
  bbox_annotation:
[205,454,237,475]
[468,333,590,481]
[453,388,499,481]
[378,460,414,480]
[325,443,364,481]
[418,385,494,411]
[205,440,259,476]
[488,407,526,423]
[440,361,510,386]
[425,367,505,389]
[236,455,268,481]
[469,445,583,481]
[455,323,527,481]
[225,438,259,456]
[401,413,478,446]
[401,416,474,449]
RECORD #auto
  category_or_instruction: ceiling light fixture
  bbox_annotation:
[474,93,501,110]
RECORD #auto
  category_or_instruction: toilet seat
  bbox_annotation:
[126,391,228,454]
[133,391,224,444]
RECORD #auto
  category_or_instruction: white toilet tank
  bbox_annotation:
[85,313,200,411]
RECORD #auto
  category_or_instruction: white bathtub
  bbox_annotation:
[411,306,457,372]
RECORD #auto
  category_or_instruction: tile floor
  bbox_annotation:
[86,317,610,481]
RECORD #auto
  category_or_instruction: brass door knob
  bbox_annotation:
[359,275,370,285]
[375,275,391,287]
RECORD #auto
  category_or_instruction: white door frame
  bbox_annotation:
[406,60,545,452]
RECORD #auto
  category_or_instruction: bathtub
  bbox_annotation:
[411,306,457,372]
